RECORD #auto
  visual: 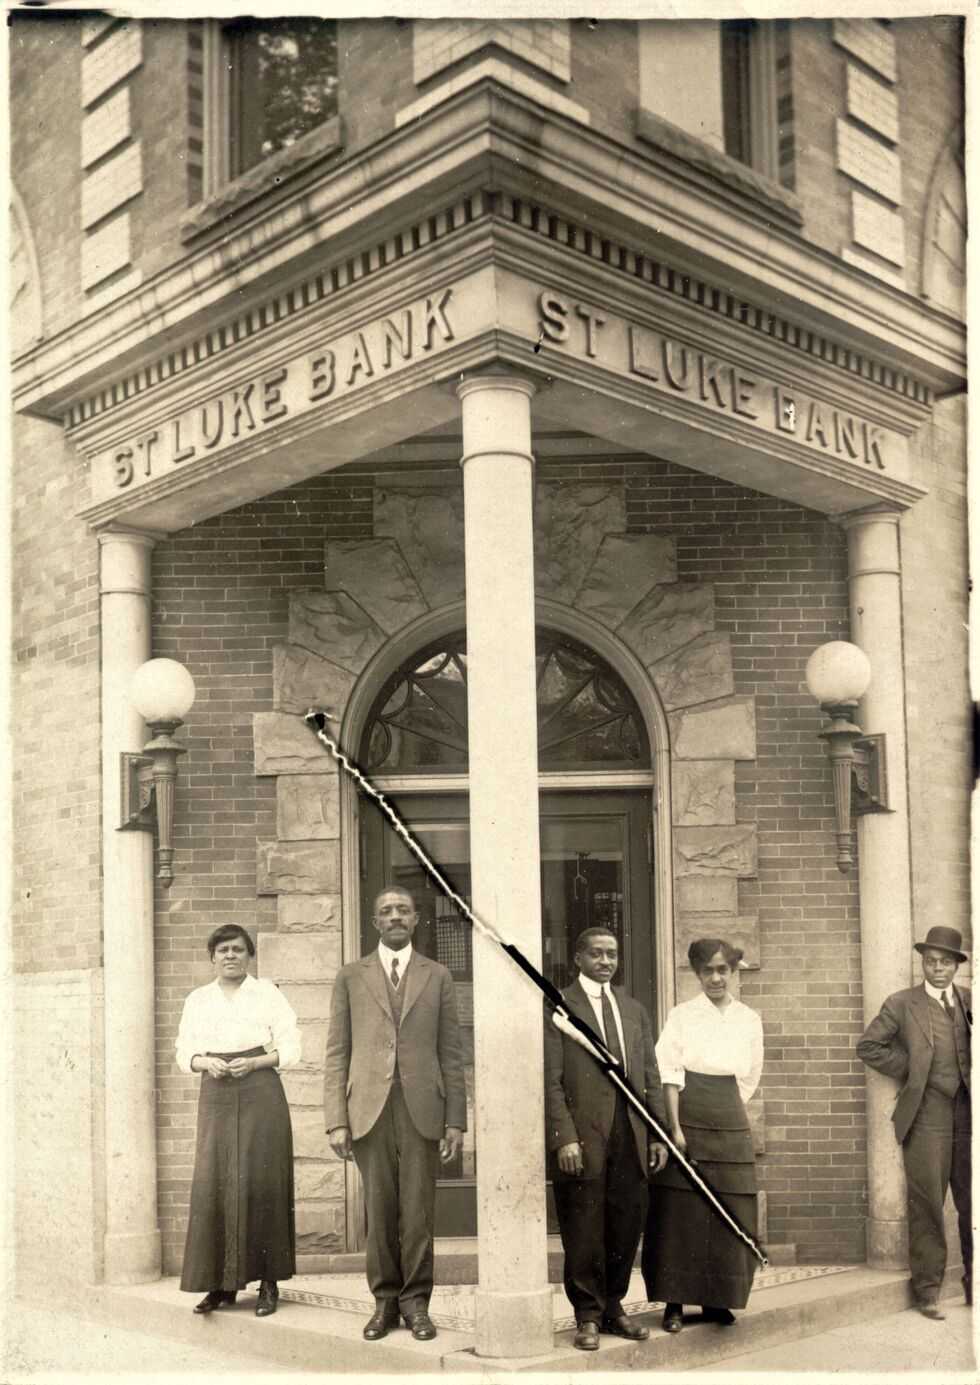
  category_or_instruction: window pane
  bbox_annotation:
[361,630,650,773]
[227,19,338,176]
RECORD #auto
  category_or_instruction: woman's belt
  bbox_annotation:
[205,1045,267,1060]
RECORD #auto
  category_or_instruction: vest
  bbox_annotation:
[384,955,410,1079]
[926,994,970,1097]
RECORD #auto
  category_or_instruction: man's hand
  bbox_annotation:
[329,1126,353,1160]
[204,1056,230,1080]
[440,1127,463,1163]
[648,1141,668,1175]
[557,1141,585,1176]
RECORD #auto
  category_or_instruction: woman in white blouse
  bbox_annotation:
[176,924,301,1317]
[642,937,763,1334]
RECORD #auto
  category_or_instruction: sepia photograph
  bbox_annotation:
[5,1,974,1378]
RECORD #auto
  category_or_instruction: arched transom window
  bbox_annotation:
[361,628,651,774]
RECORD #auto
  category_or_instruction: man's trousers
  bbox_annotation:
[352,1082,440,1314]
[901,1085,972,1304]
[552,1094,648,1324]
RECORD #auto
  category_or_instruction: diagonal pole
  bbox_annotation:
[305,708,768,1268]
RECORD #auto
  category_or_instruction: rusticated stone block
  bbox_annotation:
[375,483,465,610]
[256,839,340,895]
[618,582,714,664]
[281,1071,327,1108]
[674,825,758,877]
[298,1022,328,1069]
[292,1107,331,1159]
[672,760,735,827]
[278,893,343,934]
[288,590,386,672]
[277,775,339,841]
[670,697,757,761]
[324,538,428,634]
[278,983,333,1022]
[676,876,738,915]
[273,643,356,717]
[254,712,331,776]
[674,912,760,968]
[294,1161,346,1202]
[258,933,338,984]
[534,481,626,602]
[295,1203,346,1252]
[651,631,734,710]
[576,534,677,626]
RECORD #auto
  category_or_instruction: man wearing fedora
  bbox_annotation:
[857,925,972,1320]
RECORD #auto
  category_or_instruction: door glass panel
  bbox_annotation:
[540,816,628,993]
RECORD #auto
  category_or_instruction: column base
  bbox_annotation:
[866,1216,908,1270]
[104,1228,162,1285]
[474,1285,554,1358]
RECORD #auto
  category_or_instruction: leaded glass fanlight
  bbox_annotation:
[361,629,650,773]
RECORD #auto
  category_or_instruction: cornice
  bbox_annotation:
[14,77,965,424]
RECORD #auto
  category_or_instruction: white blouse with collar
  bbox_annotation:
[175,973,301,1074]
[655,991,763,1103]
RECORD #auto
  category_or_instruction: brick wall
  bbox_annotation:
[335,19,416,160]
[151,453,861,1268]
[569,19,639,148]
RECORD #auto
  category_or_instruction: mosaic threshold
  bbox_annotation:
[280,1264,854,1333]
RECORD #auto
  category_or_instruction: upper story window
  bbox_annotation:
[637,19,782,183]
[205,18,338,190]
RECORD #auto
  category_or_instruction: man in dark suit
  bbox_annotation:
[324,885,465,1341]
[544,926,668,1351]
[856,925,972,1320]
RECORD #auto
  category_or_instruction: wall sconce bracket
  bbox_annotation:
[852,733,889,815]
[120,752,156,831]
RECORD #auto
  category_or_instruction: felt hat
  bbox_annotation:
[914,926,968,963]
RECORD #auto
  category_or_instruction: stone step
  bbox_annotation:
[36,1264,963,1375]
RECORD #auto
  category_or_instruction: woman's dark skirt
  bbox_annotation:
[642,1071,757,1310]
[180,1047,296,1293]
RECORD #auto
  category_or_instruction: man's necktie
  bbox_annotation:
[942,990,956,1022]
[601,986,625,1069]
[390,956,400,989]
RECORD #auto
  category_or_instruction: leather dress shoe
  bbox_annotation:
[256,1281,279,1317]
[363,1302,400,1340]
[193,1290,236,1313]
[573,1321,600,1350]
[917,1301,946,1321]
[662,1304,683,1333]
[403,1309,437,1340]
[702,1307,736,1326]
[600,1313,649,1341]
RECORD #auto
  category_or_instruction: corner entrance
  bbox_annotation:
[356,628,656,1237]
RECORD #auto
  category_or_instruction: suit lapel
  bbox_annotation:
[614,988,639,1068]
[362,952,394,1024]
[399,952,430,1025]
[907,984,934,1047]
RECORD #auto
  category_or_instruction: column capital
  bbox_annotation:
[99,525,157,597]
[838,504,902,532]
[456,372,537,404]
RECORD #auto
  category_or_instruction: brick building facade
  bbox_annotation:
[11,13,968,1355]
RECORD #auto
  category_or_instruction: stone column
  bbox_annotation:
[842,505,911,1269]
[99,528,161,1283]
[458,375,553,1358]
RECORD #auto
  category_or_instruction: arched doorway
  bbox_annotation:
[357,626,657,1235]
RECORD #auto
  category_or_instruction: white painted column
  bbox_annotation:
[99,528,161,1283]
[458,375,553,1358]
[842,505,911,1269]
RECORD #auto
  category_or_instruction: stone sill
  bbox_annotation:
[180,117,345,243]
[635,107,803,229]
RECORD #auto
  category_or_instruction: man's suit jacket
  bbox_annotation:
[856,982,972,1144]
[323,949,466,1142]
[544,977,666,1181]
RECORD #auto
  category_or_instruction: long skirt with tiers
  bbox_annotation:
[180,1046,296,1293]
[642,1071,757,1310]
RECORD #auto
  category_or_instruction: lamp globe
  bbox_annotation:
[804,641,871,707]
[130,658,196,724]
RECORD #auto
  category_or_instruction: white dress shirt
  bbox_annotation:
[175,973,301,1074]
[924,979,957,1008]
[378,941,413,988]
[655,991,763,1103]
[578,974,628,1075]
